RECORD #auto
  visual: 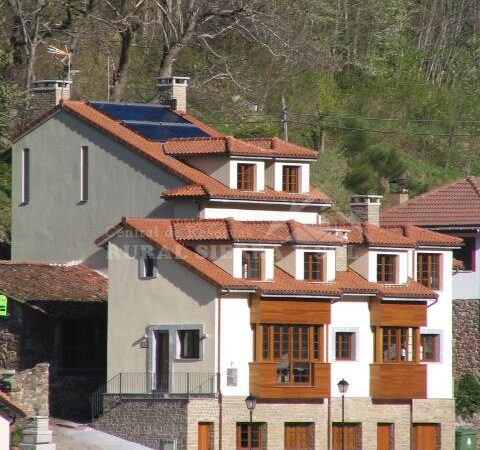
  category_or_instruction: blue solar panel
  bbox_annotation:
[89,101,209,141]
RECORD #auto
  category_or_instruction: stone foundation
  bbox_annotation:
[9,363,49,416]
[95,396,454,450]
[94,396,188,449]
[453,299,480,378]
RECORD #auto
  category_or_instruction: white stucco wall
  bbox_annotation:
[187,156,230,186]
[294,247,336,281]
[415,249,453,399]
[452,235,480,299]
[219,295,252,396]
[196,244,234,275]
[201,206,320,224]
[0,415,9,450]
[367,249,409,283]
[330,297,372,398]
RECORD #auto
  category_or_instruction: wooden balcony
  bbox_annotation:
[370,364,427,399]
[249,362,330,399]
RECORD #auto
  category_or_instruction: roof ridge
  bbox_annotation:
[167,136,224,142]
[467,176,480,199]
[225,217,235,240]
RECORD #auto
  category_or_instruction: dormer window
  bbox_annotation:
[282,166,299,193]
[237,164,255,190]
[377,254,396,283]
[304,252,324,281]
[417,253,440,289]
[242,251,263,280]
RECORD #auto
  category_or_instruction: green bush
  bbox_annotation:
[11,425,24,446]
[455,372,480,417]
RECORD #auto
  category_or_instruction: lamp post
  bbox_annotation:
[245,394,257,450]
[337,379,349,450]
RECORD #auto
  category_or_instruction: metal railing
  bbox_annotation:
[90,372,218,420]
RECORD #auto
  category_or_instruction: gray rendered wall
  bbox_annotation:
[11,110,197,269]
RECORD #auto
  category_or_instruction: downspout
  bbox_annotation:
[217,290,223,450]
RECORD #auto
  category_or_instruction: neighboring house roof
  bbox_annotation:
[163,136,319,159]
[97,217,438,300]
[170,218,343,245]
[0,391,28,417]
[384,224,463,247]
[13,100,332,206]
[0,261,107,317]
[381,176,480,228]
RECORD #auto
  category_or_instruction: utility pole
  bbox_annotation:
[281,95,288,141]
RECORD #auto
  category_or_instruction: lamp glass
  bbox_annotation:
[337,378,349,394]
[245,394,257,412]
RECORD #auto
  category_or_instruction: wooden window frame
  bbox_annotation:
[377,254,397,283]
[335,332,354,360]
[258,324,324,384]
[236,423,265,450]
[282,165,300,193]
[242,251,263,280]
[304,252,325,281]
[420,333,440,362]
[237,163,255,191]
[22,148,30,204]
[417,253,440,289]
[178,329,200,359]
[379,326,419,363]
[80,145,89,202]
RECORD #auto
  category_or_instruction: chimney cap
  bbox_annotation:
[350,194,383,205]
[31,80,72,91]
[156,76,190,87]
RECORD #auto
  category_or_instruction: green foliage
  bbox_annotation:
[455,372,480,417]
[11,425,24,446]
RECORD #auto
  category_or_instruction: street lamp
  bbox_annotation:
[337,379,349,450]
[245,394,257,449]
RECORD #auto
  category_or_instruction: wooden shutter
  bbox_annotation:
[284,423,313,450]
[332,423,360,450]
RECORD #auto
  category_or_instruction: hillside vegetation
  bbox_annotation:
[1,0,480,231]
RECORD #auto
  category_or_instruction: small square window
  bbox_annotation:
[178,330,200,359]
[420,333,440,362]
[237,164,255,190]
[304,252,324,281]
[377,254,397,283]
[335,332,355,360]
[242,251,263,280]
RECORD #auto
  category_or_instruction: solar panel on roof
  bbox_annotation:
[89,101,209,141]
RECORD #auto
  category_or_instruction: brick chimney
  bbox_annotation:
[28,80,72,119]
[156,76,189,111]
[350,195,383,226]
[390,188,409,208]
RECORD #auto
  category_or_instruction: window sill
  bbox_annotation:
[174,358,202,362]
[139,276,157,280]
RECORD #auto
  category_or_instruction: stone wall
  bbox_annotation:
[9,362,49,416]
[94,396,188,449]
[453,299,480,378]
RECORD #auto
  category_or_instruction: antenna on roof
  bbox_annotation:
[47,45,72,81]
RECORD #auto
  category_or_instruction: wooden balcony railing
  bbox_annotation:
[370,364,427,399]
[249,362,330,399]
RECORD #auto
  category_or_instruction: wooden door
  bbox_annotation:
[155,331,169,391]
[413,424,439,450]
[332,423,360,450]
[198,423,211,450]
[377,423,392,450]
[285,423,313,450]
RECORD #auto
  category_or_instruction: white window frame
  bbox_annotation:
[21,148,30,204]
[331,327,360,362]
[80,145,89,202]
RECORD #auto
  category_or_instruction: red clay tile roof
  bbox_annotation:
[163,136,318,159]
[0,391,28,417]
[381,177,480,227]
[384,224,463,247]
[28,101,331,206]
[345,222,416,247]
[377,279,437,299]
[169,218,342,244]
[162,184,332,204]
[98,218,436,299]
[0,261,107,303]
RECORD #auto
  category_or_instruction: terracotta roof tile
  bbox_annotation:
[381,177,480,227]
[385,224,463,247]
[345,222,416,247]
[377,279,437,299]
[0,261,107,303]
[287,221,344,245]
[163,136,318,159]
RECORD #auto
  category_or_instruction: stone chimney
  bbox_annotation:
[350,195,383,226]
[156,76,189,111]
[28,80,72,119]
[390,188,409,208]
